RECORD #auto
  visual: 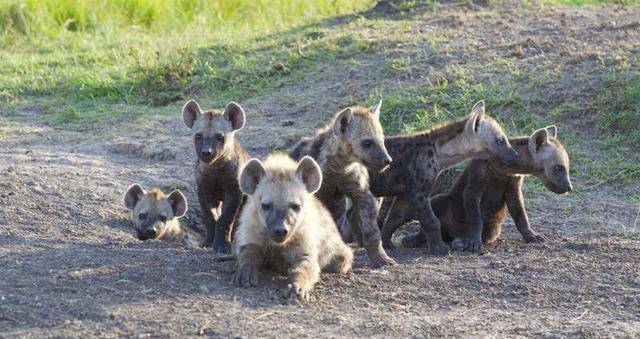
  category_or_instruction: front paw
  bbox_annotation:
[202,237,214,248]
[524,233,547,244]
[214,241,231,254]
[233,266,259,287]
[429,241,451,255]
[451,237,482,253]
[280,283,312,304]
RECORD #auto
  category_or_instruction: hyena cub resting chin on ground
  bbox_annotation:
[182,99,250,254]
[234,153,353,303]
[291,101,395,268]
[399,126,572,251]
[123,184,202,248]
[360,100,519,255]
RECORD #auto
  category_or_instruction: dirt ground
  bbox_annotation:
[1,2,639,338]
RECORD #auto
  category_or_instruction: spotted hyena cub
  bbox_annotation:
[182,99,249,254]
[234,153,353,303]
[123,184,202,248]
[291,101,395,268]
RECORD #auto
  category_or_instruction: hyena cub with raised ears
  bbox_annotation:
[364,100,519,254]
[182,99,250,254]
[400,125,572,251]
[123,184,202,247]
[291,101,395,268]
[234,153,353,303]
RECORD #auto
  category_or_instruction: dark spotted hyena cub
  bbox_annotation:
[396,126,572,251]
[291,101,395,268]
[234,153,353,303]
[182,99,250,254]
[123,184,202,248]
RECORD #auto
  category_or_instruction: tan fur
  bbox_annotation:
[233,153,353,303]
[124,185,202,248]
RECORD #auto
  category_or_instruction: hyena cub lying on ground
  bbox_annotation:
[182,100,249,254]
[399,126,572,251]
[123,184,202,247]
[358,101,519,254]
[234,153,353,303]
[291,101,395,267]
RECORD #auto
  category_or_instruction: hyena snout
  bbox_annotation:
[506,147,519,161]
[136,227,157,241]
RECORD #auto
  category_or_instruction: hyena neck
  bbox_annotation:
[317,133,356,174]
[429,119,485,169]
[490,137,538,175]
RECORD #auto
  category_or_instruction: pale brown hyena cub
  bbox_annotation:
[123,184,202,248]
[233,153,353,303]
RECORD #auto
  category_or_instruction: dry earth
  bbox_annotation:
[1,2,639,338]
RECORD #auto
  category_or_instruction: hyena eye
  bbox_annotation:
[195,133,203,141]
[289,203,301,212]
[261,203,272,211]
[361,139,373,148]
[138,212,148,220]
[159,215,167,222]
[554,165,565,172]
[496,137,505,145]
[216,133,225,141]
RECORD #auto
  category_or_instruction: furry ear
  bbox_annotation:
[529,128,550,153]
[224,101,246,131]
[369,100,382,120]
[545,125,557,139]
[466,100,485,134]
[167,190,188,218]
[296,156,323,194]
[239,159,266,195]
[182,100,202,129]
[124,184,145,210]
[333,107,354,137]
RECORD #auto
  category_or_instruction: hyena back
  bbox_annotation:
[182,99,249,254]
[123,184,202,248]
[398,125,572,251]
[234,153,353,303]
[291,101,395,268]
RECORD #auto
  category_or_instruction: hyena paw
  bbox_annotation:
[214,242,231,254]
[451,238,482,253]
[429,241,451,255]
[524,233,547,244]
[233,267,259,287]
[202,238,214,248]
[280,283,313,304]
[370,252,398,268]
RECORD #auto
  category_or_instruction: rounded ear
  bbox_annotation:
[369,99,382,120]
[182,100,202,129]
[545,125,558,139]
[529,128,549,153]
[296,156,322,194]
[167,190,188,218]
[224,101,245,131]
[333,107,354,137]
[239,159,266,195]
[124,184,145,210]
[466,100,485,134]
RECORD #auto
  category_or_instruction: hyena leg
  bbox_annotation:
[408,182,449,255]
[451,187,483,252]
[197,190,219,248]
[234,244,263,287]
[282,256,321,303]
[214,191,242,254]
[381,197,412,250]
[351,189,397,267]
[346,205,363,246]
[376,197,390,229]
[402,193,448,248]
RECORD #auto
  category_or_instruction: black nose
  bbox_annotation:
[146,229,157,238]
[274,228,288,237]
[384,157,392,165]
[510,148,519,159]
[201,148,213,156]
